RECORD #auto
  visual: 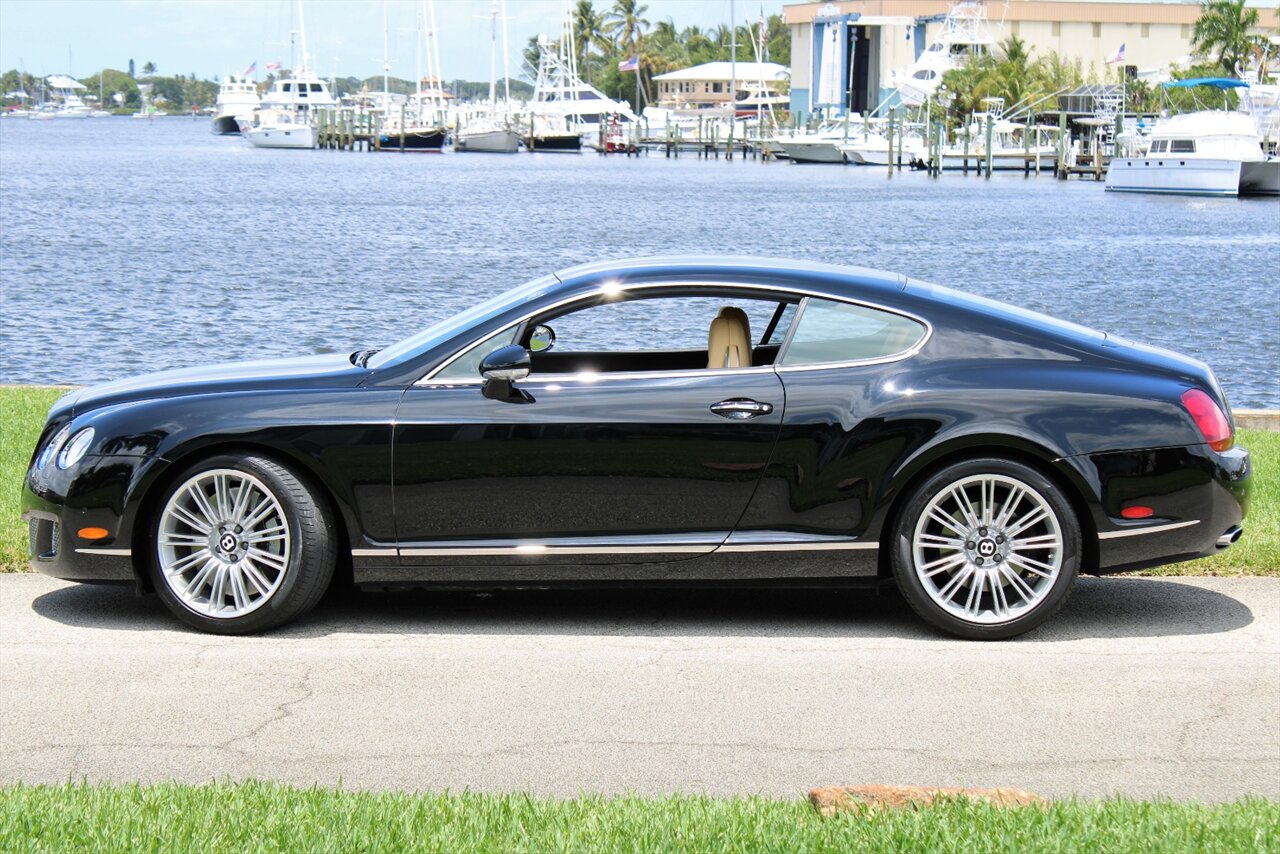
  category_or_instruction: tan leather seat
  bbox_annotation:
[707,307,752,369]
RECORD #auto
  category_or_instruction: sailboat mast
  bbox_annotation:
[500,0,510,107]
[296,0,311,76]
[488,0,497,106]
[382,0,390,97]
[428,0,442,107]
[415,2,422,99]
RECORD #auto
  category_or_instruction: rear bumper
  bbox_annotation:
[1086,444,1250,575]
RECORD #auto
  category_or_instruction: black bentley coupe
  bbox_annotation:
[23,257,1250,638]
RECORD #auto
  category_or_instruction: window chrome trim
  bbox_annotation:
[1096,519,1200,540]
[413,280,932,386]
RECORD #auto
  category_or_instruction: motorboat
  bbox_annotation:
[212,75,260,135]
[887,0,997,106]
[45,76,90,118]
[1106,79,1279,196]
[244,0,336,150]
[1107,110,1278,196]
[777,117,865,163]
[242,108,316,148]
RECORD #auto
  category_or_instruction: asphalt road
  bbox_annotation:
[2,573,1277,802]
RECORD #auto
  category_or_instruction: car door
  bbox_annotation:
[391,294,789,566]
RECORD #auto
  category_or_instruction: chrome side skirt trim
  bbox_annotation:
[357,533,879,558]
[717,541,878,552]
[1097,519,1200,540]
[400,544,712,557]
[75,548,132,556]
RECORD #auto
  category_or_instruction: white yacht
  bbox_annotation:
[777,117,870,163]
[244,0,336,149]
[456,0,519,154]
[528,26,636,150]
[887,0,997,107]
[45,76,90,118]
[1106,110,1279,196]
[212,75,260,135]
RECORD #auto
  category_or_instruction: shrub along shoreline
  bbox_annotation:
[2,385,1275,576]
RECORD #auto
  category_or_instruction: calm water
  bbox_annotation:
[1,117,1277,406]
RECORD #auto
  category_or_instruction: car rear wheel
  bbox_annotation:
[149,454,335,634]
[891,458,1080,640]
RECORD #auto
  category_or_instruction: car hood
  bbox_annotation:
[53,353,368,419]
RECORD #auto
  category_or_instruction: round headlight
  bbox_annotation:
[36,424,72,470]
[57,428,95,470]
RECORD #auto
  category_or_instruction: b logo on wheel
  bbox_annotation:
[977,539,997,557]
[219,533,238,553]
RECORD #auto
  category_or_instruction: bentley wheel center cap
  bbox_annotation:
[977,538,997,558]
[218,532,238,554]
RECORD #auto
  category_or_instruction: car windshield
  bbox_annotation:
[365,274,560,369]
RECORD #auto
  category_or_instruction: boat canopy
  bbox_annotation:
[1162,78,1249,90]
[45,75,87,90]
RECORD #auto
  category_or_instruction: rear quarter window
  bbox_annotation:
[779,298,926,366]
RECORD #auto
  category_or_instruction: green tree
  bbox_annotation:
[142,61,156,76]
[605,0,649,58]
[1192,0,1264,75]
[573,1,608,85]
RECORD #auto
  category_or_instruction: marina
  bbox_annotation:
[0,115,1276,408]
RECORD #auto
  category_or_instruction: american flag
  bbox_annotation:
[1105,43,1126,65]
[265,60,283,72]
[617,56,639,72]
[241,61,256,77]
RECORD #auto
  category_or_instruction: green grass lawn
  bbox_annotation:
[2,385,1275,575]
[0,782,1276,853]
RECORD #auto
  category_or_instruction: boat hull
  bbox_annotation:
[1105,157,1243,196]
[778,141,844,163]
[1240,160,1280,195]
[210,114,243,135]
[378,128,446,151]
[523,133,581,152]
[243,124,316,149]
[455,129,519,153]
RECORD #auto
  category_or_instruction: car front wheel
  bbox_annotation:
[149,454,335,634]
[891,458,1080,640]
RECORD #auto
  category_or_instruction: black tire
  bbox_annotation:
[891,457,1080,640]
[148,453,336,635]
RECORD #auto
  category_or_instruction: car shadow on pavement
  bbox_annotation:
[29,576,1255,641]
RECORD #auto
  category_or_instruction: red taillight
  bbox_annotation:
[1121,506,1153,519]
[1182,389,1233,452]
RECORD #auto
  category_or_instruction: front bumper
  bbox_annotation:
[21,453,161,583]
[1087,443,1251,574]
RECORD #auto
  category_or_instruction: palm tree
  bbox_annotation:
[573,1,607,84]
[1192,0,1263,75]
[605,0,650,57]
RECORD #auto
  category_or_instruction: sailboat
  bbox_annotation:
[244,0,336,149]
[379,0,448,151]
[455,0,518,153]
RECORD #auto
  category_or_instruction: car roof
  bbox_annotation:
[551,255,907,301]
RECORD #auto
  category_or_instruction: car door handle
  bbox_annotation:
[710,398,775,420]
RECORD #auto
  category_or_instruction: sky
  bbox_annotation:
[0,0,787,83]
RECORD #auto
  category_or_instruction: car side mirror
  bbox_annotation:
[529,324,556,352]
[480,345,535,404]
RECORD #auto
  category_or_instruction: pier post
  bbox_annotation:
[886,111,894,178]
[1057,111,1067,179]
[399,105,406,152]
[1023,115,1031,175]
[963,127,970,175]
[984,112,993,178]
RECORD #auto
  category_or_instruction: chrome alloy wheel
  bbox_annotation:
[911,473,1063,625]
[157,468,291,619]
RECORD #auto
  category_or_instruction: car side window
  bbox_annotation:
[778,298,926,367]
[545,296,780,352]
[434,325,519,380]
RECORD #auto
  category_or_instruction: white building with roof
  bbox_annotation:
[652,61,789,109]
